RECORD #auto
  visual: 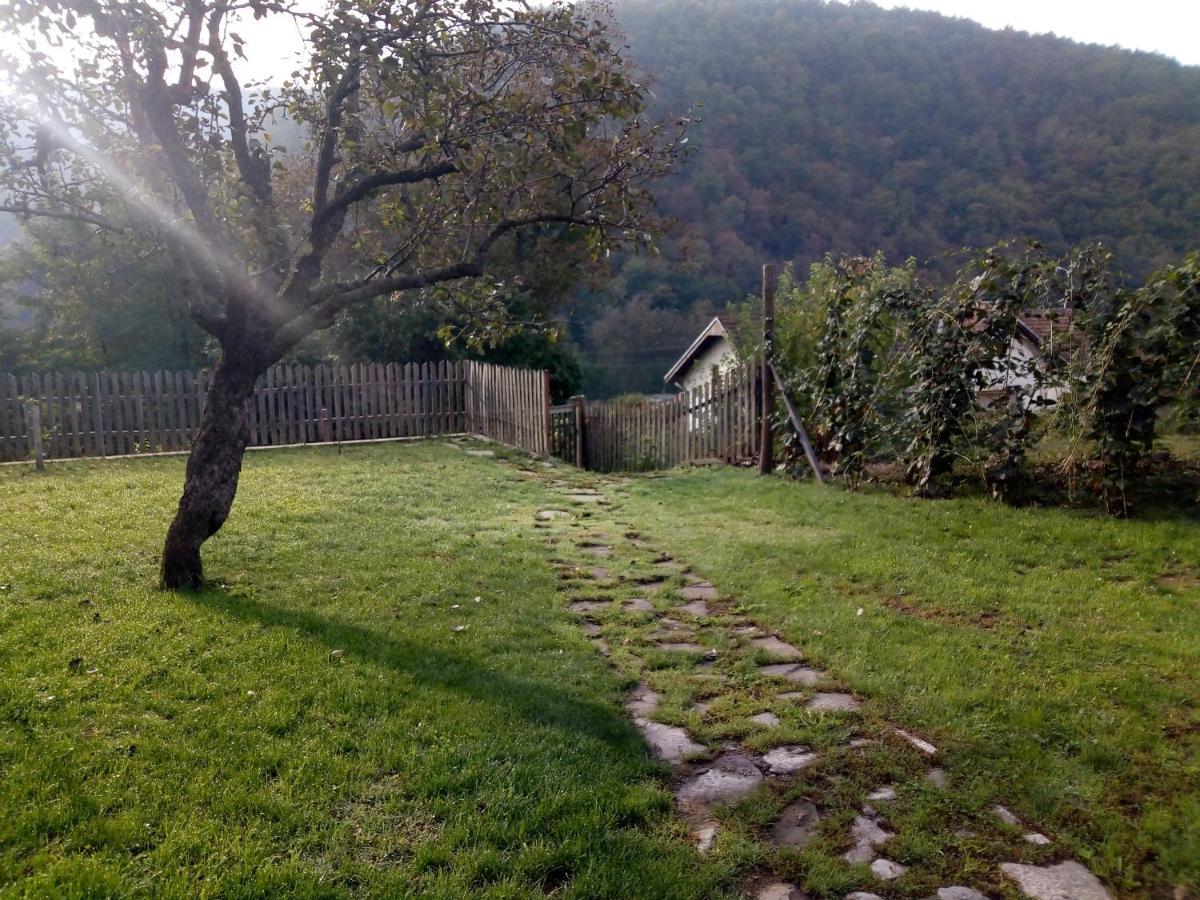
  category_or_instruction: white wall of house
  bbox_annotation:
[979,336,1063,406]
[678,336,739,393]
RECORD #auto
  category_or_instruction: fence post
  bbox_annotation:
[570,394,586,469]
[319,407,332,444]
[29,400,44,470]
[758,262,777,475]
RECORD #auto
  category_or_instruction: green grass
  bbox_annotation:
[617,468,1200,897]
[3,443,1198,897]
[0,443,731,898]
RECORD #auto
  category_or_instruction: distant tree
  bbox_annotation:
[0,0,686,587]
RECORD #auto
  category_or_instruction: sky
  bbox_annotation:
[869,0,1200,66]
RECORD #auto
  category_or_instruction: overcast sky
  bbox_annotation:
[869,0,1200,66]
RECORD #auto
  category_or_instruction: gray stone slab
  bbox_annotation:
[536,509,571,521]
[581,620,602,636]
[679,582,719,601]
[994,805,1021,826]
[569,600,610,614]
[657,641,705,652]
[759,663,824,685]
[846,894,886,900]
[693,821,718,854]
[690,700,712,717]
[465,449,495,457]
[769,799,821,848]
[1024,832,1052,845]
[757,882,808,900]
[635,718,705,762]
[871,859,907,880]
[867,786,897,802]
[626,683,660,717]
[807,692,861,712]
[623,598,656,613]
[894,728,937,754]
[763,745,820,775]
[675,752,764,807]
[999,861,1111,900]
[850,815,894,849]
[588,567,614,583]
[936,889,988,900]
[679,599,711,617]
[926,767,948,788]
[579,545,613,558]
[750,711,781,727]
[565,492,605,503]
[752,635,804,661]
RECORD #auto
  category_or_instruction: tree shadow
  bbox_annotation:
[187,585,642,753]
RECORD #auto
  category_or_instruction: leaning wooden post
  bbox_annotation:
[29,400,44,470]
[541,370,552,457]
[758,262,777,475]
[571,394,586,469]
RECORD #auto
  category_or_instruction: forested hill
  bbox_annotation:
[570,0,1200,393]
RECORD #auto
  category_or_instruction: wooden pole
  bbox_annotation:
[769,360,824,484]
[571,394,586,469]
[319,407,332,444]
[758,263,777,475]
[29,400,44,470]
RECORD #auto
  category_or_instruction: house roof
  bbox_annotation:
[1020,308,1075,345]
[663,315,739,385]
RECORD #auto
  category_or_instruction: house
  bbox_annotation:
[664,308,1074,406]
[978,308,1075,408]
[663,315,742,393]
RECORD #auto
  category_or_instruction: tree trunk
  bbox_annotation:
[160,357,259,589]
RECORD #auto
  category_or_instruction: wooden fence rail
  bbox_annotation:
[1,360,555,463]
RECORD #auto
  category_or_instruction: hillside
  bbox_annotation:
[569,0,1200,394]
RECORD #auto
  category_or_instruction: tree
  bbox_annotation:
[0,0,685,587]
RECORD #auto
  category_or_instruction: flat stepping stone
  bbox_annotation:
[756,881,807,900]
[776,691,805,701]
[926,767,948,788]
[769,799,821,848]
[867,786,897,802]
[999,861,1111,900]
[847,894,886,900]
[536,509,571,521]
[994,805,1021,826]
[581,620,602,636]
[656,641,705,653]
[465,449,495,457]
[843,814,894,863]
[807,692,861,712]
[678,599,711,617]
[894,728,937,754]
[750,711,782,727]
[759,663,824,685]
[690,700,712,716]
[638,580,667,594]
[871,859,907,880]
[732,624,762,636]
[763,745,819,774]
[679,583,719,601]
[579,545,613,558]
[592,638,611,656]
[936,889,989,900]
[569,600,610,614]
[752,635,803,661]
[626,683,660,717]
[634,718,705,762]
[1024,832,1052,845]
[623,598,656,613]
[693,821,718,854]
[565,493,605,503]
[588,567,614,583]
[675,752,763,807]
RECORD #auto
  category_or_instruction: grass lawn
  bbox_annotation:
[0,443,731,898]
[2,441,1197,897]
[618,468,1200,896]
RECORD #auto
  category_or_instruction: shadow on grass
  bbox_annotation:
[187,586,641,753]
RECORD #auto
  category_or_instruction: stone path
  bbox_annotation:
[517,455,1113,899]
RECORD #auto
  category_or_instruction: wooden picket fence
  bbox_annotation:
[568,361,760,472]
[0,360,553,463]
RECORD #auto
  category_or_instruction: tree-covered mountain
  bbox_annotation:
[568,0,1200,395]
